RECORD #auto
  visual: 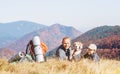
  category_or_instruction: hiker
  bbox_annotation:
[70,41,83,61]
[83,44,100,62]
[56,37,72,61]
[26,36,48,62]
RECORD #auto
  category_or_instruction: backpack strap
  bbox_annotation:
[26,41,35,60]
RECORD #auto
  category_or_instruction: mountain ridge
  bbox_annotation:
[47,25,120,58]
[0,20,47,47]
[0,23,81,58]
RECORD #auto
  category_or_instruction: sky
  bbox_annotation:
[0,0,120,32]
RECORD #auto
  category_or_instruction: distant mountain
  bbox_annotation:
[1,23,81,57]
[0,48,15,58]
[47,25,120,57]
[73,25,120,49]
[0,21,47,47]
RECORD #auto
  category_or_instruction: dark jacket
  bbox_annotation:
[56,45,72,60]
[83,53,100,62]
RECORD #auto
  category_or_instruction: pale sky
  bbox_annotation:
[0,0,120,32]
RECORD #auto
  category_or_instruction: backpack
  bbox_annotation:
[26,40,48,60]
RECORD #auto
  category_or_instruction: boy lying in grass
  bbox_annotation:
[83,44,100,62]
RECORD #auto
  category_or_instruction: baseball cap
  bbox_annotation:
[88,44,97,50]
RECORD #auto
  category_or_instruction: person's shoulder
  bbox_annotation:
[56,45,63,52]
[56,45,64,56]
[58,45,63,49]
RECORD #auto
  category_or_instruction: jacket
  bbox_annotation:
[83,53,100,62]
[56,45,72,60]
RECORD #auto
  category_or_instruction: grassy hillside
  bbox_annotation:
[73,25,120,49]
[74,25,120,41]
[0,58,120,74]
[96,35,120,49]
[46,25,120,58]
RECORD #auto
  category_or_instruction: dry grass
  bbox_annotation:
[0,58,120,74]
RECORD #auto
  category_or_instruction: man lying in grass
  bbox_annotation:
[83,44,100,62]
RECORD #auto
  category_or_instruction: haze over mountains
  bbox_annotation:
[0,21,46,47]
[73,25,120,49]
[47,25,120,58]
[0,21,81,58]
[0,20,119,59]
[6,23,81,51]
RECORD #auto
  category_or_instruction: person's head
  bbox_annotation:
[62,37,71,50]
[87,44,97,55]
